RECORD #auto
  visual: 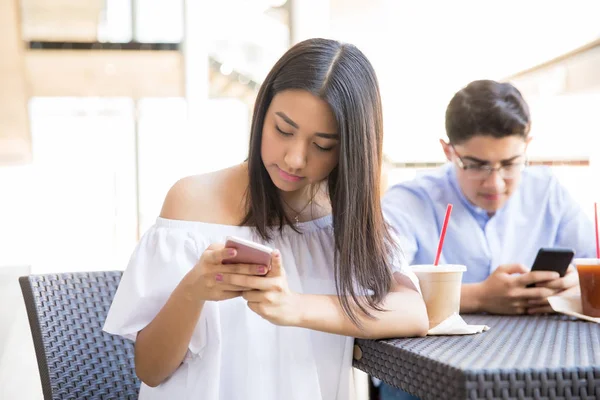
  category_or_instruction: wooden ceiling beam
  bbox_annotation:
[25,50,184,97]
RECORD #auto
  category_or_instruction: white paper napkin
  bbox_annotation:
[548,295,600,323]
[427,313,490,335]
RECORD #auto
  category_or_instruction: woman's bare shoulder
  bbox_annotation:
[159,164,248,223]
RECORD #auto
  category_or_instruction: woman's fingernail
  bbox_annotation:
[273,250,280,258]
[258,266,266,274]
[228,249,236,257]
[216,273,223,282]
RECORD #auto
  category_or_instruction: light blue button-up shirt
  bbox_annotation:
[382,164,596,283]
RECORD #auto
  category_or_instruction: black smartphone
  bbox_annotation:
[526,247,574,287]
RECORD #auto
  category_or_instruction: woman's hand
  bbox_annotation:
[220,250,303,326]
[187,243,269,302]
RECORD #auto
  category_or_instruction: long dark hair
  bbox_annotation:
[241,38,394,326]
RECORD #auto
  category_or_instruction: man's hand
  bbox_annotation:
[470,264,561,314]
[526,265,579,314]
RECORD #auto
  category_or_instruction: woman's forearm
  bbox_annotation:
[296,288,429,339]
[134,271,205,387]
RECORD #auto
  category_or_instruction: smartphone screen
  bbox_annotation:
[526,247,574,287]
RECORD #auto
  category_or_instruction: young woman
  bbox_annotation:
[104,38,428,400]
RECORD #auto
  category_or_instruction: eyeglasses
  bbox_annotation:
[451,145,528,180]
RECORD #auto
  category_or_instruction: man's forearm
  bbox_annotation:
[460,283,483,313]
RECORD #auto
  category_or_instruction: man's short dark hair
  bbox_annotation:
[445,80,531,144]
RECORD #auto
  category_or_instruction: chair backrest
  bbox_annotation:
[19,271,140,400]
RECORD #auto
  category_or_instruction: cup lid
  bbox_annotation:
[573,258,600,266]
[410,264,467,273]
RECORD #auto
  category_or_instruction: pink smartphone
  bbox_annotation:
[222,236,273,266]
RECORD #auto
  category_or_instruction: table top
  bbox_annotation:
[353,314,600,400]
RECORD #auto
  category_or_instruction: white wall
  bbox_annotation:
[328,0,600,162]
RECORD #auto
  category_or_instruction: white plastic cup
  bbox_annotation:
[410,264,467,329]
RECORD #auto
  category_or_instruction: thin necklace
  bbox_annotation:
[281,191,318,224]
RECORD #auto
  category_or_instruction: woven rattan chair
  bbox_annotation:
[19,271,140,399]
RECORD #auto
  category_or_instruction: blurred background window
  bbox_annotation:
[0,0,598,274]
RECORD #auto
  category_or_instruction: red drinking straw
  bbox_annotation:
[434,204,453,265]
[595,202,599,259]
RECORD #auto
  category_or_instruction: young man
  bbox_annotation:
[379,80,596,400]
